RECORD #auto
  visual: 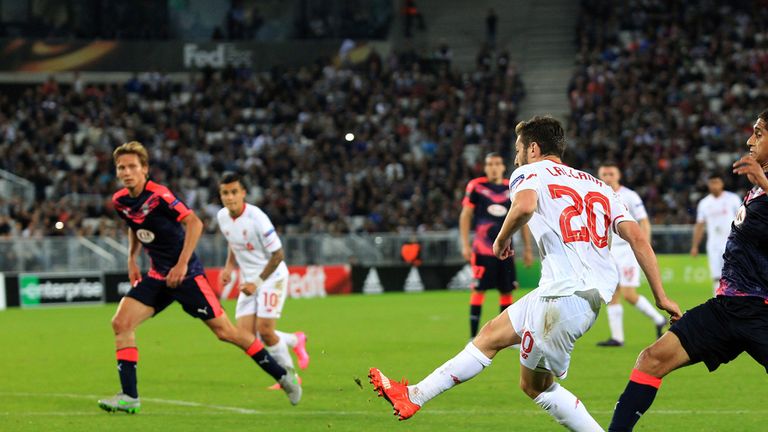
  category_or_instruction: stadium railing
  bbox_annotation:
[0,226,697,273]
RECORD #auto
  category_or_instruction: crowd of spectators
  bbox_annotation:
[0,46,525,240]
[569,0,768,224]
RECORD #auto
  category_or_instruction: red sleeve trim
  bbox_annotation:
[176,208,193,222]
[612,214,626,233]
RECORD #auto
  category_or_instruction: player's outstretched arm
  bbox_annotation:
[618,220,682,321]
[493,189,536,260]
[167,212,204,288]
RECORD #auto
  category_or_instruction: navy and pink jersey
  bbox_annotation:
[718,186,768,301]
[462,177,511,256]
[112,180,205,280]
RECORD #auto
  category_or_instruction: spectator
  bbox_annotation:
[0,48,525,237]
[568,0,768,224]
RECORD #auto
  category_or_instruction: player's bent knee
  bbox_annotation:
[635,345,665,375]
[111,316,133,334]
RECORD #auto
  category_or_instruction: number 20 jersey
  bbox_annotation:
[509,160,634,302]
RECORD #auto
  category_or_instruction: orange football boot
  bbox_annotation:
[368,367,421,420]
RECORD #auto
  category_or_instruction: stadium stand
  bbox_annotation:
[569,0,768,224]
[0,48,525,237]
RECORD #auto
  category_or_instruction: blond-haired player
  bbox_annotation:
[99,143,301,414]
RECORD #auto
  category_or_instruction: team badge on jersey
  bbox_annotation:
[487,204,508,217]
[136,229,155,243]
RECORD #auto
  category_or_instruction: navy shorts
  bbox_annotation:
[126,274,224,320]
[669,296,768,373]
[471,253,518,293]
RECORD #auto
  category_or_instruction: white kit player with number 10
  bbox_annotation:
[218,203,290,320]
[217,174,310,392]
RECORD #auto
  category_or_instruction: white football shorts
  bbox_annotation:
[612,246,640,288]
[235,273,289,319]
[507,287,601,379]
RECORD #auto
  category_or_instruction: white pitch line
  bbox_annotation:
[1,392,766,417]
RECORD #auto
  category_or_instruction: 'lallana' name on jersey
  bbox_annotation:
[546,166,603,186]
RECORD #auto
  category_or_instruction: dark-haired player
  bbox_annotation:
[460,152,532,338]
[98,141,301,414]
[609,110,768,430]
[370,116,680,430]
[217,173,310,390]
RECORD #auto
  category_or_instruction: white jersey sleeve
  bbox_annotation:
[509,165,543,198]
[622,187,648,221]
[695,198,706,224]
[217,204,287,282]
[253,207,282,253]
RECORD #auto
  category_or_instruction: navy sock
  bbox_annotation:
[116,347,138,398]
[469,305,482,337]
[608,370,661,431]
[247,340,287,381]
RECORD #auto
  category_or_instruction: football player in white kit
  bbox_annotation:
[596,163,667,347]
[369,116,681,431]
[217,173,310,389]
[690,174,742,294]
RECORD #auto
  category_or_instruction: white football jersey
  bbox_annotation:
[610,186,648,250]
[509,160,634,302]
[696,191,741,250]
[217,203,288,282]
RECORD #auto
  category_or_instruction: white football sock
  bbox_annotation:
[408,342,491,406]
[606,303,624,342]
[265,337,295,371]
[533,382,603,431]
[275,330,298,348]
[634,295,666,326]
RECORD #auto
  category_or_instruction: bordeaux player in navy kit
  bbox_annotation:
[98,142,301,414]
[460,152,533,338]
[609,111,768,431]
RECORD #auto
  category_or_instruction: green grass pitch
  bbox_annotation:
[0,284,765,431]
